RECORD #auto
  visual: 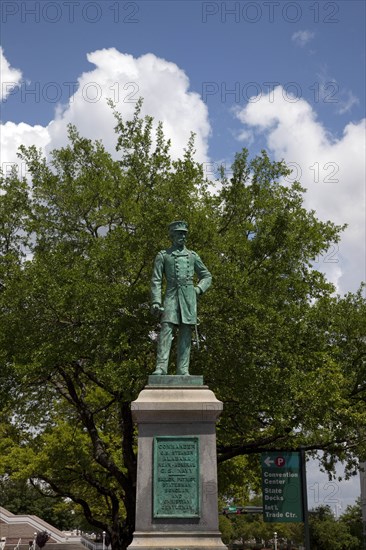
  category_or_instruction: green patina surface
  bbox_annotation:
[147,374,204,386]
[150,221,212,376]
[153,436,200,519]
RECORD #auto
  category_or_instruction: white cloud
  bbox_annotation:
[315,66,359,115]
[49,49,210,162]
[291,30,315,47]
[0,47,22,100]
[337,90,360,115]
[0,121,50,179]
[236,86,365,295]
[0,48,210,177]
[235,128,255,145]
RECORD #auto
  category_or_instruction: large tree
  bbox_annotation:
[0,101,365,549]
[309,505,361,550]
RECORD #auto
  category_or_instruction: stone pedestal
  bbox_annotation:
[128,375,227,550]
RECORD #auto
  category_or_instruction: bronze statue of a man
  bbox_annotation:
[150,221,212,375]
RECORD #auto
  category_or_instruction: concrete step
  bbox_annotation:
[3,545,84,550]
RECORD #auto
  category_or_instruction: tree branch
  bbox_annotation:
[36,475,109,532]
[57,366,129,492]
[217,436,363,463]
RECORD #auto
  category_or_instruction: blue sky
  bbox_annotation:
[1,1,365,292]
[1,0,365,510]
[2,0,365,151]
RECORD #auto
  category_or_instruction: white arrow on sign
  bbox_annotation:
[264,457,274,467]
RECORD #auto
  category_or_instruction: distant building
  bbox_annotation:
[0,507,65,544]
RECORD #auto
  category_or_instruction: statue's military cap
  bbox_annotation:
[168,220,188,233]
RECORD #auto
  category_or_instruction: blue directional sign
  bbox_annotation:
[261,452,303,523]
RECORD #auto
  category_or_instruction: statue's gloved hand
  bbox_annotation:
[195,287,202,296]
[151,303,163,316]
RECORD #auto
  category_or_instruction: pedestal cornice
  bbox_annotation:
[131,384,223,423]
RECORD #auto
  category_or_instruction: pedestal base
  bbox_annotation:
[148,374,204,386]
[128,382,227,550]
[127,531,227,549]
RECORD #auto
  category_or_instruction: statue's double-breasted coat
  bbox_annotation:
[151,246,212,325]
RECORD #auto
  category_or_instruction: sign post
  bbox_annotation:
[300,448,311,550]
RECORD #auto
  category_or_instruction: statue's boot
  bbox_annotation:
[152,367,167,375]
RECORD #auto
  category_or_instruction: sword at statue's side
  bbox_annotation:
[195,323,200,350]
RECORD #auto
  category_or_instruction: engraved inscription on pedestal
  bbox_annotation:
[153,436,200,518]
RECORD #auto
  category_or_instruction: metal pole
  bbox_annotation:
[360,461,366,550]
[334,502,342,519]
[274,531,277,550]
[300,448,311,550]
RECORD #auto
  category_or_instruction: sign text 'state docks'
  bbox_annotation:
[153,436,200,518]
